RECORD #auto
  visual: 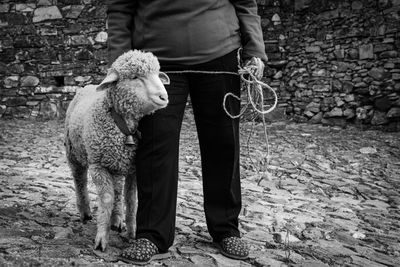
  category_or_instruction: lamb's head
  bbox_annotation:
[97,50,169,118]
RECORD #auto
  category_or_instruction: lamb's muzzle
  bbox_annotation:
[145,72,169,108]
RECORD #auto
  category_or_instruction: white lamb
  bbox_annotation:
[64,50,169,251]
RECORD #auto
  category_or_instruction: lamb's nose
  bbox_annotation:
[159,93,168,102]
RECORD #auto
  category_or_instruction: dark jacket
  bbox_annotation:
[107,0,267,65]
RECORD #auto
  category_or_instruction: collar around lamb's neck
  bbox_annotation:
[110,107,141,146]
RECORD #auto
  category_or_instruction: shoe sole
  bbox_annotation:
[215,242,249,260]
[117,252,170,265]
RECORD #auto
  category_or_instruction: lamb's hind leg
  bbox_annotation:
[68,157,91,222]
[89,164,114,251]
[110,175,125,232]
[124,169,137,238]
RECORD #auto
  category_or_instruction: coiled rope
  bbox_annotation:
[164,49,278,169]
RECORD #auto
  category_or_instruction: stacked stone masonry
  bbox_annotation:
[0,0,107,119]
[259,0,400,129]
[0,0,399,128]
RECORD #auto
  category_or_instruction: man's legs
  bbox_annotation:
[135,74,188,252]
[188,51,242,242]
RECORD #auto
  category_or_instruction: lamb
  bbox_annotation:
[64,50,169,251]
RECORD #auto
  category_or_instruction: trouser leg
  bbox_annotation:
[135,74,188,252]
[189,69,242,242]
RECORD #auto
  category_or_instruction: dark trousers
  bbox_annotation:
[135,50,242,252]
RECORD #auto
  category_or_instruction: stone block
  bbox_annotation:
[343,108,355,119]
[336,98,345,107]
[95,31,108,43]
[305,102,320,113]
[332,80,342,91]
[379,51,398,59]
[64,5,85,19]
[344,94,355,102]
[384,62,395,69]
[309,112,323,123]
[312,84,330,92]
[273,71,282,79]
[371,110,388,125]
[304,110,314,118]
[312,69,326,77]
[354,82,368,88]
[26,101,40,106]
[37,0,53,6]
[67,35,91,46]
[387,107,400,118]
[35,86,54,94]
[33,6,62,23]
[16,4,36,12]
[336,62,349,72]
[4,76,19,88]
[39,27,58,36]
[305,46,321,53]
[343,81,354,93]
[374,43,394,53]
[348,48,359,59]
[20,76,40,87]
[368,67,387,80]
[17,87,35,95]
[359,44,374,60]
[334,49,345,59]
[327,107,343,117]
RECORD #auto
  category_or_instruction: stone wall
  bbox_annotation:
[257,0,400,129]
[0,0,107,119]
[0,0,399,129]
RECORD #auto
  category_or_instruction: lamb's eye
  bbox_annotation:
[159,72,170,85]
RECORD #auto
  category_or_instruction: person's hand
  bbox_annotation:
[244,57,265,80]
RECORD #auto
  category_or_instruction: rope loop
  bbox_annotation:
[222,48,278,119]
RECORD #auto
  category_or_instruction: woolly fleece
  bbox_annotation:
[64,50,165,250]
[112,50,160,79]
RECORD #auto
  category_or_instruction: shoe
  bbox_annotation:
[217,236,249,260]
[119,238,159,265]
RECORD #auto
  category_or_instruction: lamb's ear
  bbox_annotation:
[96,69,119,91]
[159,72,170,85]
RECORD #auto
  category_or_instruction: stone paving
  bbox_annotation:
[0,112,399,266]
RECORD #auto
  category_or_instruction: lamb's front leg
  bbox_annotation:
[124,169,137,238]
[89,164,114,251]
[111,176,125,232]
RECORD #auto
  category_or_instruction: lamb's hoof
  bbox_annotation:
[81,214,92,224]
[111,216,125,233]
[111,222,126,233]
[94,233,108,252]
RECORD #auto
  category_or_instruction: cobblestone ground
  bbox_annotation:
[0,112,399,267]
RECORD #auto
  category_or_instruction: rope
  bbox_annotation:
[164,49,278,168]
[164,49,278,119]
